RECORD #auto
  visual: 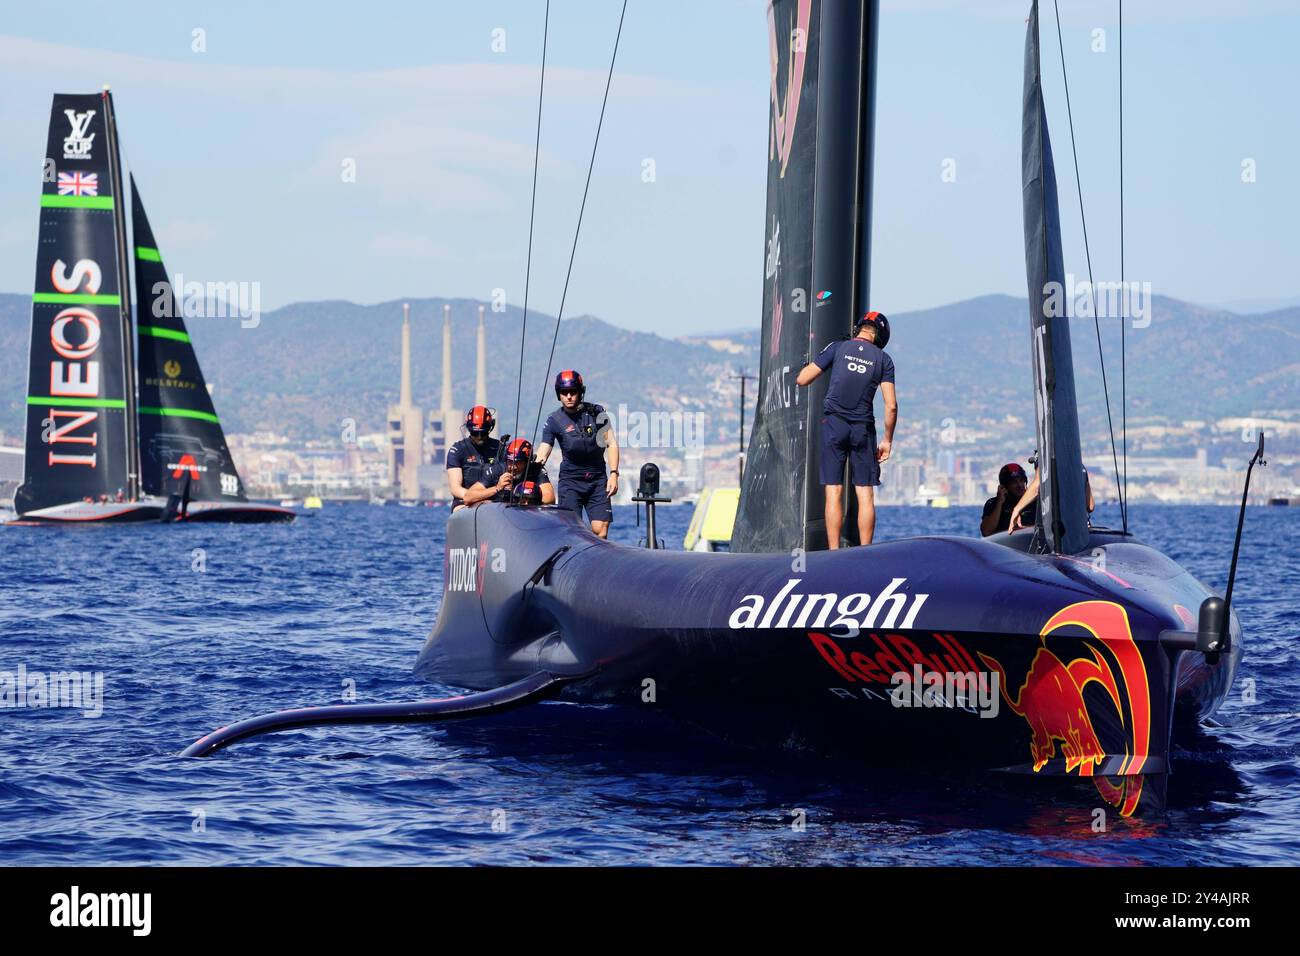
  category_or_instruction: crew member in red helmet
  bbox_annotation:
[463,437,555,506]
[446,405,502,511]
[537,369,619,538]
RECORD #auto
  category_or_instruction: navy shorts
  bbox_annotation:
[558,472,613,522]
[819,415,879,487]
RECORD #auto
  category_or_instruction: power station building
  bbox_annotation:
[387,302,489,501]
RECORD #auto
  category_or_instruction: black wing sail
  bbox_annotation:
[131,177,247,502]
[1022,1,1089,554]
[14,92,132,515]
[732,0,880,553]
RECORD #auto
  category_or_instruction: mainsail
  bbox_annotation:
[131,177,247,502]
[732,0,881,554]
[1022,1,1089,554]
[15,92,134,515]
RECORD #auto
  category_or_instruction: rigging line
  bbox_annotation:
[1119,0,1128,531]
[528,0,628,453]
[513,0,550,441]
[1051,0,1127,530]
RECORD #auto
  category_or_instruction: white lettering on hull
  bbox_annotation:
[729,577,929,635]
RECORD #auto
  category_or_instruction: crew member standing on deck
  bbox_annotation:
[537,370,620,538]
[796,311,897,549]
[446,405,502,511]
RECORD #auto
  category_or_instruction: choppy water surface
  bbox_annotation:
[1,502,1295,864]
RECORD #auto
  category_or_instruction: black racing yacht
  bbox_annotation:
[11,90,293,524]
[185,2,1256,819]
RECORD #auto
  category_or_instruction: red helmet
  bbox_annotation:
[855,310,890,349]
[998,462,1027,485]
[464,405,495,439]
[554,369,586,400]
[504,437,533,463]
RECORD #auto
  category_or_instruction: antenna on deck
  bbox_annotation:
[732,368,755,486]
[1191,432,1265,662]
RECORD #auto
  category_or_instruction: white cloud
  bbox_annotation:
[157,219,218,248]
[0,35,708,119]
[0,220,30,248]
[368,233,457,260]
[309,121,568,213]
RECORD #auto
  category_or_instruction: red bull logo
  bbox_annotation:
[982,644,1117,775]
[980,601,1152,817]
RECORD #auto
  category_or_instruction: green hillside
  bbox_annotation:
[3,292,1297,446]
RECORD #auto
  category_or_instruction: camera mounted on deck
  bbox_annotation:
[632,463,671,549]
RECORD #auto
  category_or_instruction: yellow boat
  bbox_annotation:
[683,487,739,551]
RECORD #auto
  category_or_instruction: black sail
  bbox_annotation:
[132,178,246,502]
[1022,1,1089,554]
[732,0,880,554]
[14,92,133,515]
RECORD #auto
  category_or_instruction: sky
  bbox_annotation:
[0,0,1296,337]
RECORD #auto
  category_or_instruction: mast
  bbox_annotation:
[1022,1,1089,553]
[732,0,880,554]
[102,87,139,500]
[15,92,134,515]
[806,0,879,549]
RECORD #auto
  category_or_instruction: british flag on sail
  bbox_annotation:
[56,171,98,196]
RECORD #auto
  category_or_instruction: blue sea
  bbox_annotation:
[1,502,1295,865]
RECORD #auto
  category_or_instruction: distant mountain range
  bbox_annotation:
[2,292,1297,445]
[1216,296,1300,315]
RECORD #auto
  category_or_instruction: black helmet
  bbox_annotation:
[554,369,586,400]
[855,310,890,349]
[514,478,542,505]
[464,405,495,440]
[998,462,1028,486]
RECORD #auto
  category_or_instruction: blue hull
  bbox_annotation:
[416,504,1242,817]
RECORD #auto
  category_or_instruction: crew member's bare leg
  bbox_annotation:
[855,485,876,545]
[591,520,609,539]
[824,485,844,550]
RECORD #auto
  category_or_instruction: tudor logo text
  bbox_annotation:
[447,546,478,593]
